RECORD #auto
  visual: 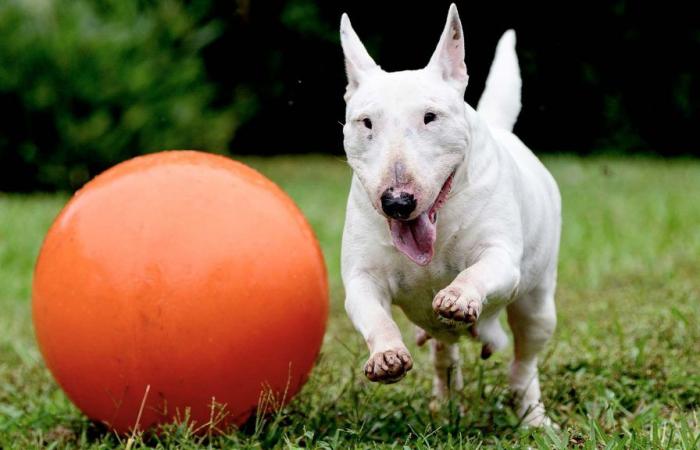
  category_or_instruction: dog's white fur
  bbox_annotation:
[339,4,561,426]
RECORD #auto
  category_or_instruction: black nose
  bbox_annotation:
[381,190,416,220]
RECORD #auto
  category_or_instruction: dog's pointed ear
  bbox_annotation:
[426,4,468,93]
[340,13,379,100]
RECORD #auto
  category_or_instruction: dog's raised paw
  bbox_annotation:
[432,285,482,323]
[363,348,413,384]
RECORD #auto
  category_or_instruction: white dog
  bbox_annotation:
[339,4,561,426]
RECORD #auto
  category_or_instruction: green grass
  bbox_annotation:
[1,155,699,449]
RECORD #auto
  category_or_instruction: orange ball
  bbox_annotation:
[32,151,328,433]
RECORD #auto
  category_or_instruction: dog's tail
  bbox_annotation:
[476,30,521,132]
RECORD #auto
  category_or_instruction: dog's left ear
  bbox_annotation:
[427,4,468,94]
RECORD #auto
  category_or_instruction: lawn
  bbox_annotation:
[1,155,699,449]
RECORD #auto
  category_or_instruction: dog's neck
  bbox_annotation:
[452,103,503,195]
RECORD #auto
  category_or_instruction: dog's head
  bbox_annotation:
[341,4,469,265]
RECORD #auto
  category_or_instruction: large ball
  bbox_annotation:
[32,151,328,433]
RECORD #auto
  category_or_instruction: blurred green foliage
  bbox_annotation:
[0,1,697,191]
[0,0,235,190]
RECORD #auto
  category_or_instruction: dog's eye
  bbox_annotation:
[424,112,437,124]
[362,118,372,129]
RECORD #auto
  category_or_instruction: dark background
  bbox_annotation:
[1,0,698,191]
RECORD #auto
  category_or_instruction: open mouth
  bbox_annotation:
[388,173,454,266]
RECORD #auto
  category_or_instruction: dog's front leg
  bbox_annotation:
[433,247,520,324]
[345,274,412,383]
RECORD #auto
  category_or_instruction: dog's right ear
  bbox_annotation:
[340,13,379,101]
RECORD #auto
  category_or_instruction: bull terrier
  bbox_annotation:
[339,4,561,426]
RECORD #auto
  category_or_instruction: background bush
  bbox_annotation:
[0,0,236,190]
[0,0,698,191]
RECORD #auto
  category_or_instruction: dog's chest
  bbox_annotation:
[387,258,464,336]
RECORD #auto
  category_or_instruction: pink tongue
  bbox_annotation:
[389,212,436,266]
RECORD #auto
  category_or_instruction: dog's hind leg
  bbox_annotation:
[506,284,557,427]
[476,313,509,359]
[415,325,431,347]
[429,339,463,411]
